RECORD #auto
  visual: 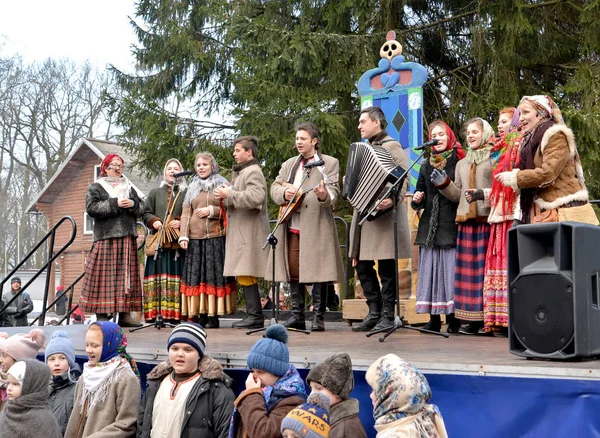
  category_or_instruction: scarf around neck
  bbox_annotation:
[183,173,228,206]
[97,176,131,199]
[81,357,135,415]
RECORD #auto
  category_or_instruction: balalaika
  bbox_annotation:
[342,142,405,221]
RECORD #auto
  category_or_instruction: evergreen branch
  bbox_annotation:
[429,63,477,82]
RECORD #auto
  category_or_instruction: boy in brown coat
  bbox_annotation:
[306,353,367,438]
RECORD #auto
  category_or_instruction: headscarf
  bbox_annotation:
[520,95,564,125]
[92,321,139,376]
[161,158,186,188]
[465,118,495,165]
[427,121,465,169]
[100,154,124,177]
[183,153,228,206]
[366,354,448,438]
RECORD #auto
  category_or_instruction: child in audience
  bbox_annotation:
[281,391,331,438]
[0,359,62,438]
[0,328,46,412]
[45,330,81,435]
[229,324,307,437]
[366,354,448,438]
[65,321,141,438]
[306,353,367,438]
[138,322,235,437]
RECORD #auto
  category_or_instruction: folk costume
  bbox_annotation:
[178,156,237,324]
[437,119,494,333]
[482,109,522,333]
[267,152,344,331]
[142,158,186,322]
[497,95,598,226]
[80,154,144,323]
[411,121,464,332]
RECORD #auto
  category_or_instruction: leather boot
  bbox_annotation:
[423,314,442,332]
[446,313,461,334]
[352,300,382,332]
[232,284,264,329]
[118,312,142,328]
[198,314,209,327]
[188,315,199,323]
[283,282,306,330]
[95,313,110,322]
[372,301,395,331]
[205,316,220,329]
[310,283,327,332]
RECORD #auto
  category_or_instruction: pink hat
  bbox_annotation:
[0,329,46,360]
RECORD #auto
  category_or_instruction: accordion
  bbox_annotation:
[342,142,405,221]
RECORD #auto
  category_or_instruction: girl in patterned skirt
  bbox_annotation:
[178,152,237,328]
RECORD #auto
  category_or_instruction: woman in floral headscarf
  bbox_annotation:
[411,121,464,334]
[142,158,187,323]
[178,152,237,327]
[80,154,144,327]
[434,118,496,335]
[496,95,598,226]
[366,354,447,438]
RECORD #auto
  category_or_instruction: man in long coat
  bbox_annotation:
[349,106,411,332]
[216,136,270,329]
[266,122,344,331]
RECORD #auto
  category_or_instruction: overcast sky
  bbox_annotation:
[0,0,137,70]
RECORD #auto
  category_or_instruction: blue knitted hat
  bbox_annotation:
[167,322,207,357]
[246,324,289,377]
[44,330,76,369]
[281,392,331,438]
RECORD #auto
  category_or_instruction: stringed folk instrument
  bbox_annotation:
[278,182,321,223]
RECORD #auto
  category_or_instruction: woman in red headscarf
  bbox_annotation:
[411,121,464,333]
[80,154,144,326]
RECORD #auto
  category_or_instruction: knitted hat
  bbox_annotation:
[167,323,207,357]
[10,277,21,285]
[246,324,289,377]
[0,329,46,360]
[7,361,26,386]
[281,392,331,438]
[306,353,354,399]
[44,330,76,369]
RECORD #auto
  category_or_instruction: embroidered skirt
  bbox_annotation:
[143,248,183,321]
[483,220,511,331]
[80,236,143,314]
[454,221,490,321]
[416,247,456,315]
[180,236,237,316]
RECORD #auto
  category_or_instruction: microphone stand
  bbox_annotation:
[247,164,314,335]
[131,181,182,332]
[361,147,449,341]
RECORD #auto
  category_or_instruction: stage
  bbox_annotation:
[5,320,600,437]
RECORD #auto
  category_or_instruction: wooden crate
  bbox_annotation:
[342,299,430,325]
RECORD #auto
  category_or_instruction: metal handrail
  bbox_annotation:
[0,216,77,326]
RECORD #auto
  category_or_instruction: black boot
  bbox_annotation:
[96,313,110,322]
[423,314,441,332]
[446,313,461,334]
[118,312,142,328]
[198,314,209,327]
[283,282,306,330]
[205,316,220,329]
[459,320,483,335]
[310,283,327,332]
[372,301,395,331]
[352,300,382,332]
[232,284,264,329]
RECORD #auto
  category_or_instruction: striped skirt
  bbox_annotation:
[181,236,237,317]
[416,247,456,315]
[80,236,143,314]
[454,221,490,321]
[143,248,183,321]
[483,220,511,331]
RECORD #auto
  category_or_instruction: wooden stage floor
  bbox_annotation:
[6,320,600,380]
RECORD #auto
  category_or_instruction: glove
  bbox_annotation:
[430,169,448,186]
[465,189,484,204]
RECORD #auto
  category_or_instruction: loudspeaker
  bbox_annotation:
[508,221,600,359]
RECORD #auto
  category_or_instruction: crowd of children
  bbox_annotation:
[0,322,445,438]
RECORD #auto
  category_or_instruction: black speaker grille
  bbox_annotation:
[510,273,574,355]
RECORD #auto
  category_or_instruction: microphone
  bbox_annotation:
[173,170,195,178]
[413,139,439,150]
[303,159,325,169]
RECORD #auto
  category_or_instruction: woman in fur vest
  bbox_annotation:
[496,95,598,226]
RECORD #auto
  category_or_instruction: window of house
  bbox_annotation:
[94,164,102,180]
[83,213,94,235]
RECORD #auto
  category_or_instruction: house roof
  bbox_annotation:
[27,138,161,213]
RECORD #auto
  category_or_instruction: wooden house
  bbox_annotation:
[26,138,158,306]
